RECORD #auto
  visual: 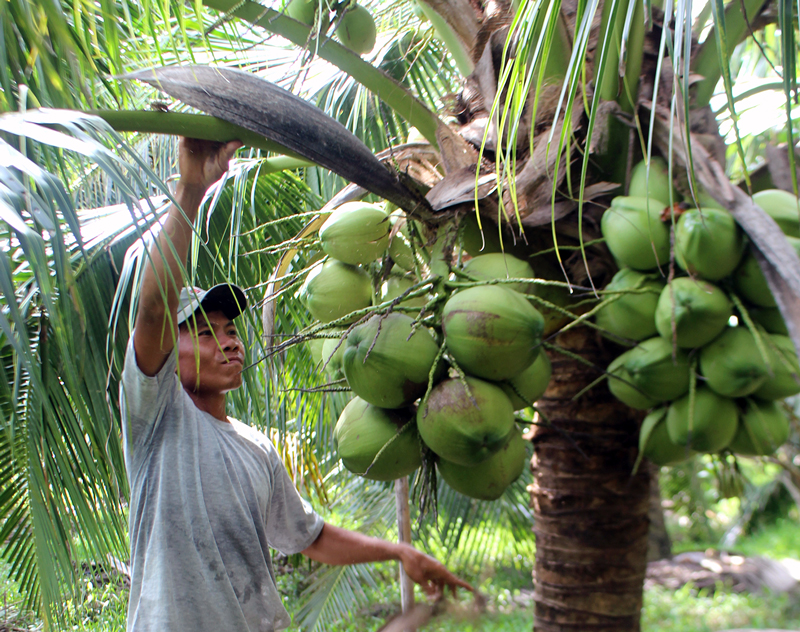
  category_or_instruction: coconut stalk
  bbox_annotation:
[395,477,415,617]
[533,328,649,632]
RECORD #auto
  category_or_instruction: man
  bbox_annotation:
[120,138,470,632]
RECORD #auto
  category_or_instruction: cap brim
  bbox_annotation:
[181,284,247,326]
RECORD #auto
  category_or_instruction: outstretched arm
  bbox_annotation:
[301,523,472,598]
[133,138,241,376]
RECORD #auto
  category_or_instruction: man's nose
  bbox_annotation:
[221,333,241,351]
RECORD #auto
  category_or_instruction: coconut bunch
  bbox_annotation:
[284,0,377,54]
[596,159,800,465]
[299,201,551,500]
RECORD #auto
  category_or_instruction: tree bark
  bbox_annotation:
[531,328,650,632]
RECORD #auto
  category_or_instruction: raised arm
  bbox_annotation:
[301,523,473,598]
[133,138,241,376]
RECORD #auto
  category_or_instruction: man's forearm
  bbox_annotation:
[301,523,406,566]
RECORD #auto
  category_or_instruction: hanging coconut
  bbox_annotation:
[749,306,788,335]
[319,202,390,265]
[639,408,695,466]
[334,398,422,480]
[674,208,745,280]
[500,352,552,410]
[380,275,426,310]
[666,386,739,452]
[628,157,675,206]
[321,331,346,380]
[753,335,800,400]
[699,327,771,397]
[460,212,505,257]
[286,0,330,28]
[417,376,515,466]
[607,337,691,409]
[462,253,535,294]
[733,236,800,308]
[437,425,527,500]
[342,313,443,409]
[654,277,732,348]
[307,338,325,365]
[753,189,800,238]
[300,259,372,323]
[442,285,545,381]
[335,3,377,54]
[727,399,790,456]
[388,214,417,272]
[595,268,665,341]
[601,196,670,271]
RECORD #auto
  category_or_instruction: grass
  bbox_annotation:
[2,517,800,631]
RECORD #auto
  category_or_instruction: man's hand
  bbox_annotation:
[397,544,473,599]
[177,138,243,193]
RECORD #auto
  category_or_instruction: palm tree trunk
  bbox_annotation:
[531,327,650,632]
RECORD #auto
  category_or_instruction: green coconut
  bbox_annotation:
[381,275,426,310]
[753,189,800,238]
[728,399,790,456]
[387,216,416,271]
[500,352,552,410]
[286,0,330,28]
[601,196,670,271]
[629,157,675,206]
[417,376,515,466]
[595,268,665,341]
[334,398,422,480]
[442,285,545,381]
[335,3,377,54]
[321,332,346,379]
[459,212,504,257]
[753,335,800,400]
[462,253,535,294]
[666,386,739,452]
[607,337,691,409]
[300,260,372,323]
[699,327,771,397]
[675,208,744,280]
[319,202,389,265]
[307,338,325,365]
[343,313,443,409]
[654,277,732,348]
[639,408,696,466]
[750,306,788,335]
[733,236,800,308]
[437,425,527,500]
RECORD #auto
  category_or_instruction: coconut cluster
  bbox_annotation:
[301,202,550,500]
[598,159,799,465]
[285,0,377,54]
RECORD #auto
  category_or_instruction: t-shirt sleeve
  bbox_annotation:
[265,458,324,555]
[119,334,179,470]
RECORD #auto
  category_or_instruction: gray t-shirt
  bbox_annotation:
[120,337,324,632]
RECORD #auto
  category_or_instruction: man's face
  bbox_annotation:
[178,310,244,395]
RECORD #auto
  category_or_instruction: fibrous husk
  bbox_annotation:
[666,387,739,452]
[437,424,527,500]
[753,189,800,238]
[733,236,800,308]
[319,202,390,265]
[639,408,696,466]
[442,285,544,381]
[675,208,745,281]
[655,277,732,348]
[500,352,552,410]
[343,313,443,409]
[601,196,670,271]
[629,157,676,206]
[699,327,771,398]
[335,3,377,54]
[334,398,422,481]
[607,337,691,409]
[462,253,535,294]
[595,267,665,341]
[300,259,372,323]
[417,376,515,466]
[753,334,800,400]
[727,399,790,456]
